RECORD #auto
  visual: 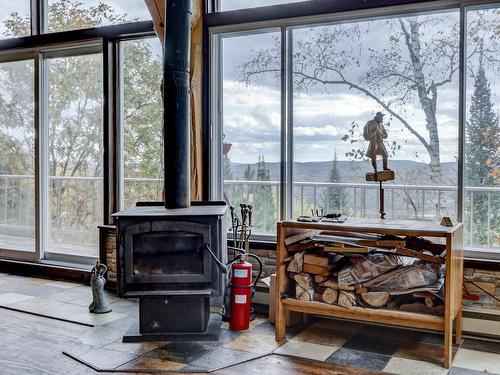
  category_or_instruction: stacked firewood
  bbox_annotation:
[284,230,446,314]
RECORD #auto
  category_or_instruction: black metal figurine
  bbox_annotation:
[89,260,112,314]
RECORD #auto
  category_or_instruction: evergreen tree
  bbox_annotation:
[321,152,350,215]
[243,164,255,180]
[253,155,277,233]
[465,52,500,247]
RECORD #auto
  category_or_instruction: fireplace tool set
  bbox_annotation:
[220,204,263,330]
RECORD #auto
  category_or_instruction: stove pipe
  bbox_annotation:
[163,0,192,209]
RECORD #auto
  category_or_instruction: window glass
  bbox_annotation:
[0,1,31,38]
[464,5,500,250]
[220,0,307,12]
[47,0,151,33]
[122,37,163,208]
[287,11,460,222]
[47,53,103,258]
[221,32,281,235]
[0,59,35,252]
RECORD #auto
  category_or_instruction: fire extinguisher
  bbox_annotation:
[224,252,262,330]
[229,258,253,330]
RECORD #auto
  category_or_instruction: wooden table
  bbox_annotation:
[275,218,463,368]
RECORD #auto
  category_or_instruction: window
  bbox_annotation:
[212,5,500,253]
[120,37,163,208]
[464,5,500,250]
[47,0,151,33]
[216,31,282,235]
[0,1,31,38]
[220,0,308,12]
[0,59,35,253]
[291,11,459,221]
[46,52,103,258]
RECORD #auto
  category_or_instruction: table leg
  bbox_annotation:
[275,298,286,342]
[455,307,463,345]
[444,316,453,368]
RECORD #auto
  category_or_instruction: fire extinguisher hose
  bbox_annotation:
[245,253,263,294]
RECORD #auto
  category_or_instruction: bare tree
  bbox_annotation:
[240,12,499,175]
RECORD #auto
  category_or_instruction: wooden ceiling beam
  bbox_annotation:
[144,0,165,45]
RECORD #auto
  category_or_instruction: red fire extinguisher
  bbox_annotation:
[229,258,253,330]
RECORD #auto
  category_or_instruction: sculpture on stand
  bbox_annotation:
[89,260,112,314]
[363,112,395,219]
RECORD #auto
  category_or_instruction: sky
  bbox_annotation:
[0,1,497,169]
[221,8,499,166]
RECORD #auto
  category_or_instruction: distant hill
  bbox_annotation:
[228,160,458,185]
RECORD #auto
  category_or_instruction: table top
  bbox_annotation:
[281,217,462,237]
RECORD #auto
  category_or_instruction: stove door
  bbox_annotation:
[124,221,211,284]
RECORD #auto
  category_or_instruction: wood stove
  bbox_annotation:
[113,202,226,341]
[112,0,227,341]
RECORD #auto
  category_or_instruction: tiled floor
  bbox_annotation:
[0,272,499,374]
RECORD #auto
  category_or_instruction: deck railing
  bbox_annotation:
[0,175,498,249]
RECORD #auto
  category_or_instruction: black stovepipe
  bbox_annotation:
[163,0,192,209]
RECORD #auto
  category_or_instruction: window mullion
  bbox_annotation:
[279,26,287,221]
[286,27,294,220]
[457,3,466,224]
[38,53,49,260]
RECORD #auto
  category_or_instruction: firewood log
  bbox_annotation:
[399,302,429,314]
[360,292,390,308]
[424,296,436,308]
[337,291,356,308]
[387,296,403,308]
[287,252,304,273]
[314,286,327,302]
[322,288,338,305]
[296,285,314,301]
[314,274,330,283]
[293,273,314,290]
[304,253,329,267]
[303,263,330,276]
[320,280,355,291]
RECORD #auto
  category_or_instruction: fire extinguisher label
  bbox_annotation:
[234,294,247,304]
[233,269,248,278]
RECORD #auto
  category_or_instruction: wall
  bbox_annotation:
[463,266,500,312]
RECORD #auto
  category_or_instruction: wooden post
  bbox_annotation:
[379,181,385,219]
[275,222,287,342]
[455,307,463,345]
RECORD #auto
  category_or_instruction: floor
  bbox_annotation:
[0,272,499,375]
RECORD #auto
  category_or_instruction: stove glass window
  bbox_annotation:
[132,231,204,276]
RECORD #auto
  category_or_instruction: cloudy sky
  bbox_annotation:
[221,9,499,166]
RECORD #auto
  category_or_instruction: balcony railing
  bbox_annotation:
[0,175,498,252]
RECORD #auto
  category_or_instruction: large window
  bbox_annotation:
[0,59,35,254]
[212,4,500,252]
[464,5,500,250]
[121,37,163,208]
[46,52,103,258]
[291,11,459,221]
[217,31,282,235]
[0,0,154,265]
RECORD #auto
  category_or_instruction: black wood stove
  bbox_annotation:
[112,0,227,341]
[113,202,226,341]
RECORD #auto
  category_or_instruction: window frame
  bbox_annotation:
[209,0,500,258]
